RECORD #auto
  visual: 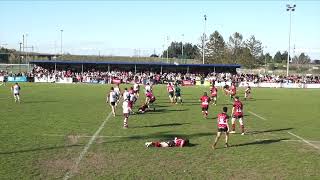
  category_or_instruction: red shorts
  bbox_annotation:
[233,113,243,118]
[201,106,208,111]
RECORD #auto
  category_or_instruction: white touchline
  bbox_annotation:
[287,132,320,150]
[63,111,113,180]
[248,111,267,121]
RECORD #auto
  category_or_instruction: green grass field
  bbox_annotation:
[1,83,319,179]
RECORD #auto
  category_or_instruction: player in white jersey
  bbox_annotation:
[11,83,21,103]
[133,83,140,97]
[145,83,152,95]
[114,84,121,105]
[106,87,117,117]
[122,88,130,101]
[122,98,130,128]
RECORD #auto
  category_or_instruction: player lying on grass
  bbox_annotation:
[230,96,245,135]
[212,107,230,150]
[145,137,189,147]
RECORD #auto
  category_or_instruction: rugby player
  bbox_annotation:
[167,82,174,103]
[122,97,130,128]
[11,83,21,103]
[212,107,230,150]
[200,92,211,119]
[174,83,182,104]
[210,83,218,105]
[230,96,245,135]
[106,87,117,117]
[244,83,251,100]
[229,82,237,100]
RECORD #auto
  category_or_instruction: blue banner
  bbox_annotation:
[8,76,27,82]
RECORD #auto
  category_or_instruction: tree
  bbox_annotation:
[205,30,226,64]
[274,51,282,63]
[244,35,262,63]
[162,41,200,59]
[237,47,256,68]
[228,32,244,64]
[264,53,273,63]
[292,53,311,64]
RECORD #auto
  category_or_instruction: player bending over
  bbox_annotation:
[230,96,245,135]
[244,83,251,100]
[145,90,156,111]
[210,83,218,105]
[200,92,211,119]
[174,83,182,104]
[212,107,230,150]
[106,87,117,117]
[11,83,21,103]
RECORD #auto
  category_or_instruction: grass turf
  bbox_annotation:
[0,83,319,179]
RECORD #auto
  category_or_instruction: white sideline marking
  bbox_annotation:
[63,111,113,180]
[287,132,320,150]
[43,134,130,138]
[248,111,267,121]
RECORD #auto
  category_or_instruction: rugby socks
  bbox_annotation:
[241,125,245,133]
[232,124,236,131]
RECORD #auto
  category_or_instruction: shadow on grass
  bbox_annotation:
[148,108,189,114]
[231,138,289,147]
[133,122,191,128]
[248,128,293,135]
[0,144,82,155]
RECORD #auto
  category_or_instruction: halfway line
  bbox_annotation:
[63,111,113,180]
[287,131,320,150]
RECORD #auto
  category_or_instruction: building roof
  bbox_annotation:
[29,60,241,68]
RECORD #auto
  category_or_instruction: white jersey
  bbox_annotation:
[109,91,117,102]
[123,91,130,101]
[12,85,20,94]
[145,85,151,93]
[122,101,129,114]
[114,87,120,96]
[133,83,139,91]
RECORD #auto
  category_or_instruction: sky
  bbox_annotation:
[0,0,320,59]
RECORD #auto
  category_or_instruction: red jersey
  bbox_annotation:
[210,87,218,97]
[230,85,236,95]
[200,96,210,108]
[167,85,174,92]
[233,100,243,116]
[217,113,229,128]
[174,138,187,147]
[146,92,156,101]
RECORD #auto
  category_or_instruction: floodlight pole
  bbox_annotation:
[202,15,207,64]
[286,4,296,77]
[60,29,63,58]
[181,34,184,59]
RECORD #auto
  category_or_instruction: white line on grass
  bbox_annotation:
[248,111,267,121]
[287,131,320,150]
[63,111,113,180]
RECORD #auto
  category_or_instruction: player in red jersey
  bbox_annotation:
[244,83,251,100]
[229,82,237,100]
[212,107,230,150]
[200,92,211,118]
[230,96,245,135]
[167,82,174,103]
[145,90,156,111]
[210,84,218,105]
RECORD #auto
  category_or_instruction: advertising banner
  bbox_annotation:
[8,76,27,82]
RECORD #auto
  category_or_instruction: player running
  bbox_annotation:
[11,83,21,103]
[230,96,245,135]
[106,87,117,117]
[200,92,211,119]
[145,90,156,111]
[210,83,218,105]
[122,97,130,129]
[229,82,237,100]
[167,82,174,103]
[174,83,182,104]
[145,82,152,95]
[212,107,230,150]
[114,84,121,106]
[244,83,251,100]
[133,82,140,98]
